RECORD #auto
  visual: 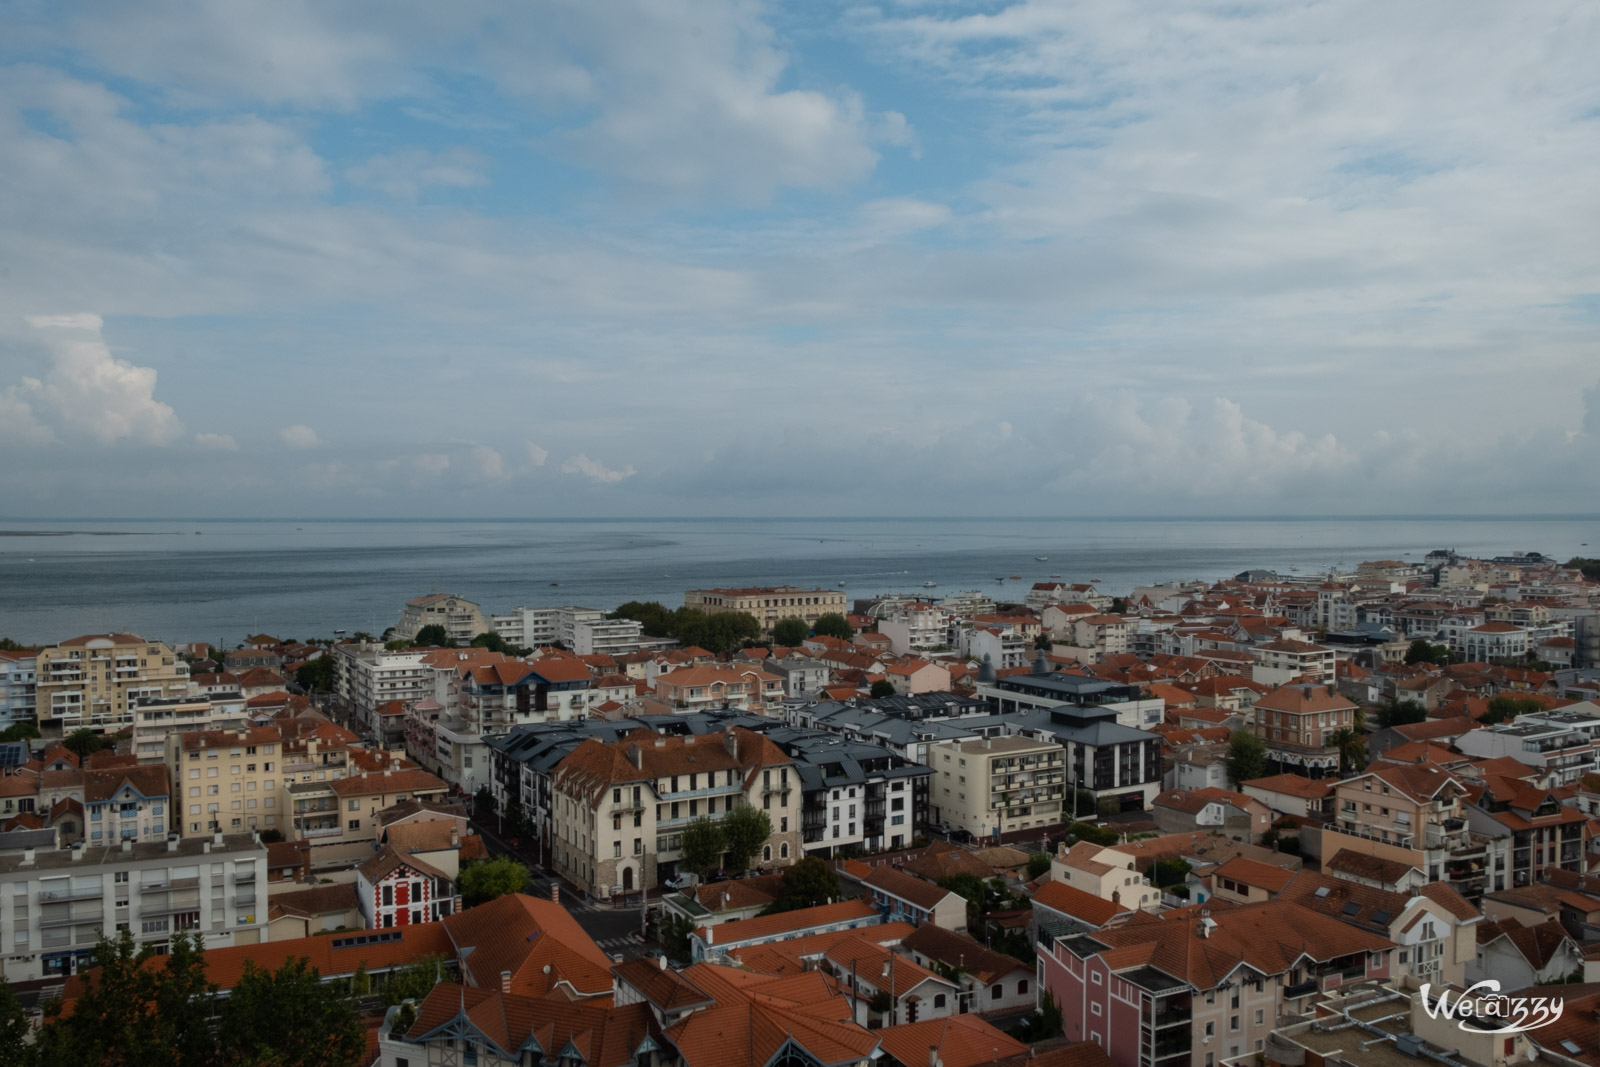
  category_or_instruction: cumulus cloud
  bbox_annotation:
[280,424,319,449]
[193,432,238,450]
[11,313,181,445]
[562,453,636,484]
[526,442,550,467]
[463,444,505,483]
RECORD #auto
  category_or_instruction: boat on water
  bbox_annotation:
[1035,556,1048,562]
[1008,575,1021,580]
[1050,573,1061,578]
[923,581,937,588]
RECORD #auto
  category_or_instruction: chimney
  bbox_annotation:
[213,831,223,847]
[168,835,179,852]
[706,925,714,945]
[653,738,665,748]
[203,842,211,854]
[685,736,696,746]
[121,838,133,853]
[21,848,34,866]
[500,970,512,993]
[930,1048,940,1067]
[450,825,460,848]
[71,844,84,861]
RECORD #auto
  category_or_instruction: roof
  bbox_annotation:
[327,768,447,797]
[1241,773,1332,799]
[876,1015,1026,1067]
[1212,856,1294,894]
[357,844,451,885]
[864,866,959,912]
[83,765,170,803]
[271,882,361,918]
[1031,881,1128,927]
[612,958,715,1013]
[1323,850,1421,885]
[1252,683,1356,715]
[696,898,878,947]
[443,893,615,998]
[408,984,659,1066]
[822,936,947,998]
[900,924,1029,984]
[668,964,876,1067]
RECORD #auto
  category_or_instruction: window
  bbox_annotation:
[348,819,360,830]
[1018,980,1029,994]
[1205,1023,1215,1038]
[1230,1015,1239,1032]
[1090,972,1102,985]
[763,845,772,862]
[934,995,946,1008]
[1090,1002,1102,1016]
[1254,1009,1263,1025]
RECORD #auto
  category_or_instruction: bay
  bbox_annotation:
[0,516,1595,646]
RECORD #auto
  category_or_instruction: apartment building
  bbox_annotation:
[1037,900,1394,1067]
[928,735,1064,841]
[1459,621,1531,660]
[1250,638,1337,686]
[489,606,644,655]
[131,695,247,764]
[0,651,37,729]
[164,726,285,838]
[1053,614,1131,665]
[34,634,189,736]
[550,726,802,897]
[288,768,447,868]
[777,733,930,856]
[1050,841,1162,912]
[683,586,848,635]
[1453,710,1600,783]
[332,642,431,734]
[1467,772,1587,888]
[1251,682,1358,779]
[877,603,950,655]
[1323,761,1504,902]
[395,593,488,644]
[0,832,268,981]
[653,665,784,713]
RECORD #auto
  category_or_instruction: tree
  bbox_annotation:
[473,785,496,819]
[869,680,896,699]
[62,727,106,759]
[0,721,39,743]
[1374,698,1426,730]
[0,982,30,1067]
[219,956,365,1067]
[1404,638,1451,666]
[412,624,452,648]
[611,601,677,637]
[680,816,726,881]
[33,928,216,1067]
[763,857,839,914]
[676,611,760,655]
[772,617,810,647]
[1485,695,1544,724]
[382,954,454,1006]
[0,639,25,652]
[721,805,773,872]
[1151,858,1192,888]
[1038,990,1064,1039]
[1026,852,1052,880]
[812,613,853,640]
[938,873,1012,928]
[457,856,530,906]
[1109,597,1130,615]
[1033,633,1052,650]
[295,655,336,693]
[1225,730,1268,787]
[1330,728,1367,775]
[1566,557,1600,582]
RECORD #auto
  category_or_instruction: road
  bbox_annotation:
[470,817,658,958]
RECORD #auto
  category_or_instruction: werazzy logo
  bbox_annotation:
[1419,981,1563,1033]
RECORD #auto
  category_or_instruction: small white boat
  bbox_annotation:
[923,581,937,588]
[1035,556,1048,562]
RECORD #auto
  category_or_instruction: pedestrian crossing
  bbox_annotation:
[596,933,645,951]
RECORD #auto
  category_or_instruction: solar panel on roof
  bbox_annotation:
[0,743,25,768]
[1314,886,1330,898]
[1341,902,1362,916]
[1370,909,1391,924]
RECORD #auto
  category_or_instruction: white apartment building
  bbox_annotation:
[0,832,269,981]
[0,652,37,729]
[1251,638,1338,686]
[131,695,248,764]
[928,735,1065,841]
[874,604,949,656]
[488,606,644,655]
[333,643,431,733]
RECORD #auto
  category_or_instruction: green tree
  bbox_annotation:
[1225,730,1268,787]
[938,873,1011,928]
[812,613,853,640]
[457,855,530,906]
[473,784,496,819]
[1484,695,1544,724]
[1566,557,1600,582]
[659,914,696,962]
[0,982,31,1067]
[0,639,25,652]
[412,624,452,648]
[763,857,840,914]
[721,805,773,872]
[611,601,677,637]
[1375,699,1428,729]
[677,611,761,655]
[680,816,726,881]
[1151,858,1192,888]
[1038,990,1064,1039]
[869,680,896,699]
[1026,852,1052,880]
[1404,638,1451,665]
[772,617,810,647]
[62,727,105,759]
[219,957,365,1067]
[1330,728,1367,775]
[295,655,336,693]
[1033,633,1052,650]
[382,954,455,1006]
[1109,597,1130,615]
[0,721,39,743]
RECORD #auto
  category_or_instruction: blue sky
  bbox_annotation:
[1,0,1599,517]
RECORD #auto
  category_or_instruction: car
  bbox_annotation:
[948,828,975,844]
[664,874,694,891]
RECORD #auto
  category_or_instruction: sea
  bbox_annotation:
[0,516,1596,647]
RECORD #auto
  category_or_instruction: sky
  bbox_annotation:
[1,0,1598,519]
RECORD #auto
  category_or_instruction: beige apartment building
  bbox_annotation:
[1050,840,1162,911]
[682,586,848,635]
[34,634,189,736]
[394,593,488,644]
[550,726,802,898]
[165,726,286,838]
[1251,681,1358,778]
[653,666,784,713]
[928,735,1065,841]
[288,767,449,867]
[1250,638,1338,687]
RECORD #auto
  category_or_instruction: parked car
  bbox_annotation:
[665,874,694,891]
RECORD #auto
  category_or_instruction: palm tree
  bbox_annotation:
[1330,728,1366,775]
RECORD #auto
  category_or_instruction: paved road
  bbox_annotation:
[470,818,657,957]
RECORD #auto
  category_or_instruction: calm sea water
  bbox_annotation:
[0,517,1595,646]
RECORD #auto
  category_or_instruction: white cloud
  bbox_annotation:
[280,424,319,449]
[346,147,488,201]
[562,453,636,484]
[14,313,182,444]
[193,432,237,450]
[463,444,505,483]
[0,386,55,445]
[525,442,549,467]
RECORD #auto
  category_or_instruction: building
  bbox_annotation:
[1049,841,1161,912]
[1037,900,1395,1067]
[1150,787,1271,843]
[1251,682,1359,778]
[0,651,37,729]
[395,593,488,644]
[551,726,802,897]
[690,897,880,961]
[684,586,848,636]
[490,605,644,655]
[34,634,189,737]
[164,726,286,838]
[288,767,449,866]
[1250,639,1337,687]
[653,665,785,713]
[1459,621,1531,660]
[899,923,1037,1015]
[1465,772,1588,888]
[823,934,960,1026]
[79,765,172,845]
[331,643,431,735]
[132,695,247,764]
[355,844,459,929]
[878,604,951,655]
[0,831,268,980]
[863,866,968,931]
[776,732,930,857]
[928,735,1065,842]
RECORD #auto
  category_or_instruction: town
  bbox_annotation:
[3,549,1600,1067]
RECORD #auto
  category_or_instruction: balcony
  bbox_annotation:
[39,886,104,903]
[298,825,344,838]
[141,877,199,894]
